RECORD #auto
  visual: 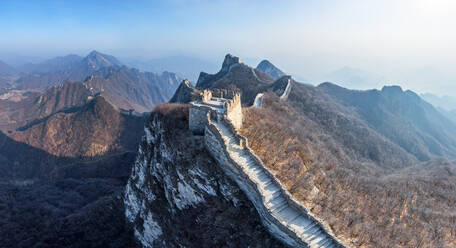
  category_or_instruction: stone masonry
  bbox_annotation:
[189,89,242,134]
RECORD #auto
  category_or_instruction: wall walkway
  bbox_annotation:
[204,112,346,248]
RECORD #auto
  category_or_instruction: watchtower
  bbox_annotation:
[189,89,242,134]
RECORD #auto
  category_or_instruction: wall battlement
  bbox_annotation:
[189,89,242,134]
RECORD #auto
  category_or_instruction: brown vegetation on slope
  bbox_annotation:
[240,92,456,247]
[11,96,144,157]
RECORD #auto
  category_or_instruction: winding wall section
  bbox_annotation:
[203,112,346,248]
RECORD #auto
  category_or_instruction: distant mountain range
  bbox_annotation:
[319,83,456,160]
[18,50,122,73]
[0,51,182,113]
[0,60,17,76]
[15,51,122,88]
[123,55,219,82]
[420,93,456,111]
[323,66,386,90]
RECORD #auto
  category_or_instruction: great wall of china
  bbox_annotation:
[189,88,347,248]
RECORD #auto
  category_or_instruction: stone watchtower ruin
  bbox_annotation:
[189,89,242,134]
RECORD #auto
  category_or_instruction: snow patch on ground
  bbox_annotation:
[138,211,163,245]
[189,168,217,196]
[174,181,205,210]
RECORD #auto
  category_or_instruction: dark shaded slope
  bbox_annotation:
[0,175,138,248]
[0,99,144,248]
[0,131,64,179]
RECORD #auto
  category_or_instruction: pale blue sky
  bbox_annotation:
[1,0,456,95]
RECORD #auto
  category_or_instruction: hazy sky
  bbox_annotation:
[1,0,456,95]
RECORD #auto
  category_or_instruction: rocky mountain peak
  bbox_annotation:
[221,54,242,71]
[169,79,200,103]
[381,85,403,94]
[83,50,121,70]
[256,59,285,80]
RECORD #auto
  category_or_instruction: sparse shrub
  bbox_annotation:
[240,90,456,247]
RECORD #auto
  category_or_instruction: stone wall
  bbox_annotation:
[224,93,242,130]
[204,120,304,247]
[189,104,213,134]
[189,89,242,134]
[202,112,346,248]
[212,89,239,99]
[201,90,212,103]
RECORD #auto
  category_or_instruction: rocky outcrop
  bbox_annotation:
[124,104,283,247]
[169,79,200,103]
[196,54,242,89]
[221,54,242,72]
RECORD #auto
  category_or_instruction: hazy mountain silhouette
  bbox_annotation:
[8,51,182,112]
[324,66,386,90]
[0,60,16,76]
[256,59,286,79]
[124,55,218,82]
[421,93,456,111]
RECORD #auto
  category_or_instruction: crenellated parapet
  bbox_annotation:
[200,89,212,103]
[189,89,242,134]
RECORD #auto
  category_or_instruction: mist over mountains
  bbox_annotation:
[0,50,455,247]
[122,55,219,82]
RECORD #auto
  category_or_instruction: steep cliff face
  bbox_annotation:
[124,104,283,247]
